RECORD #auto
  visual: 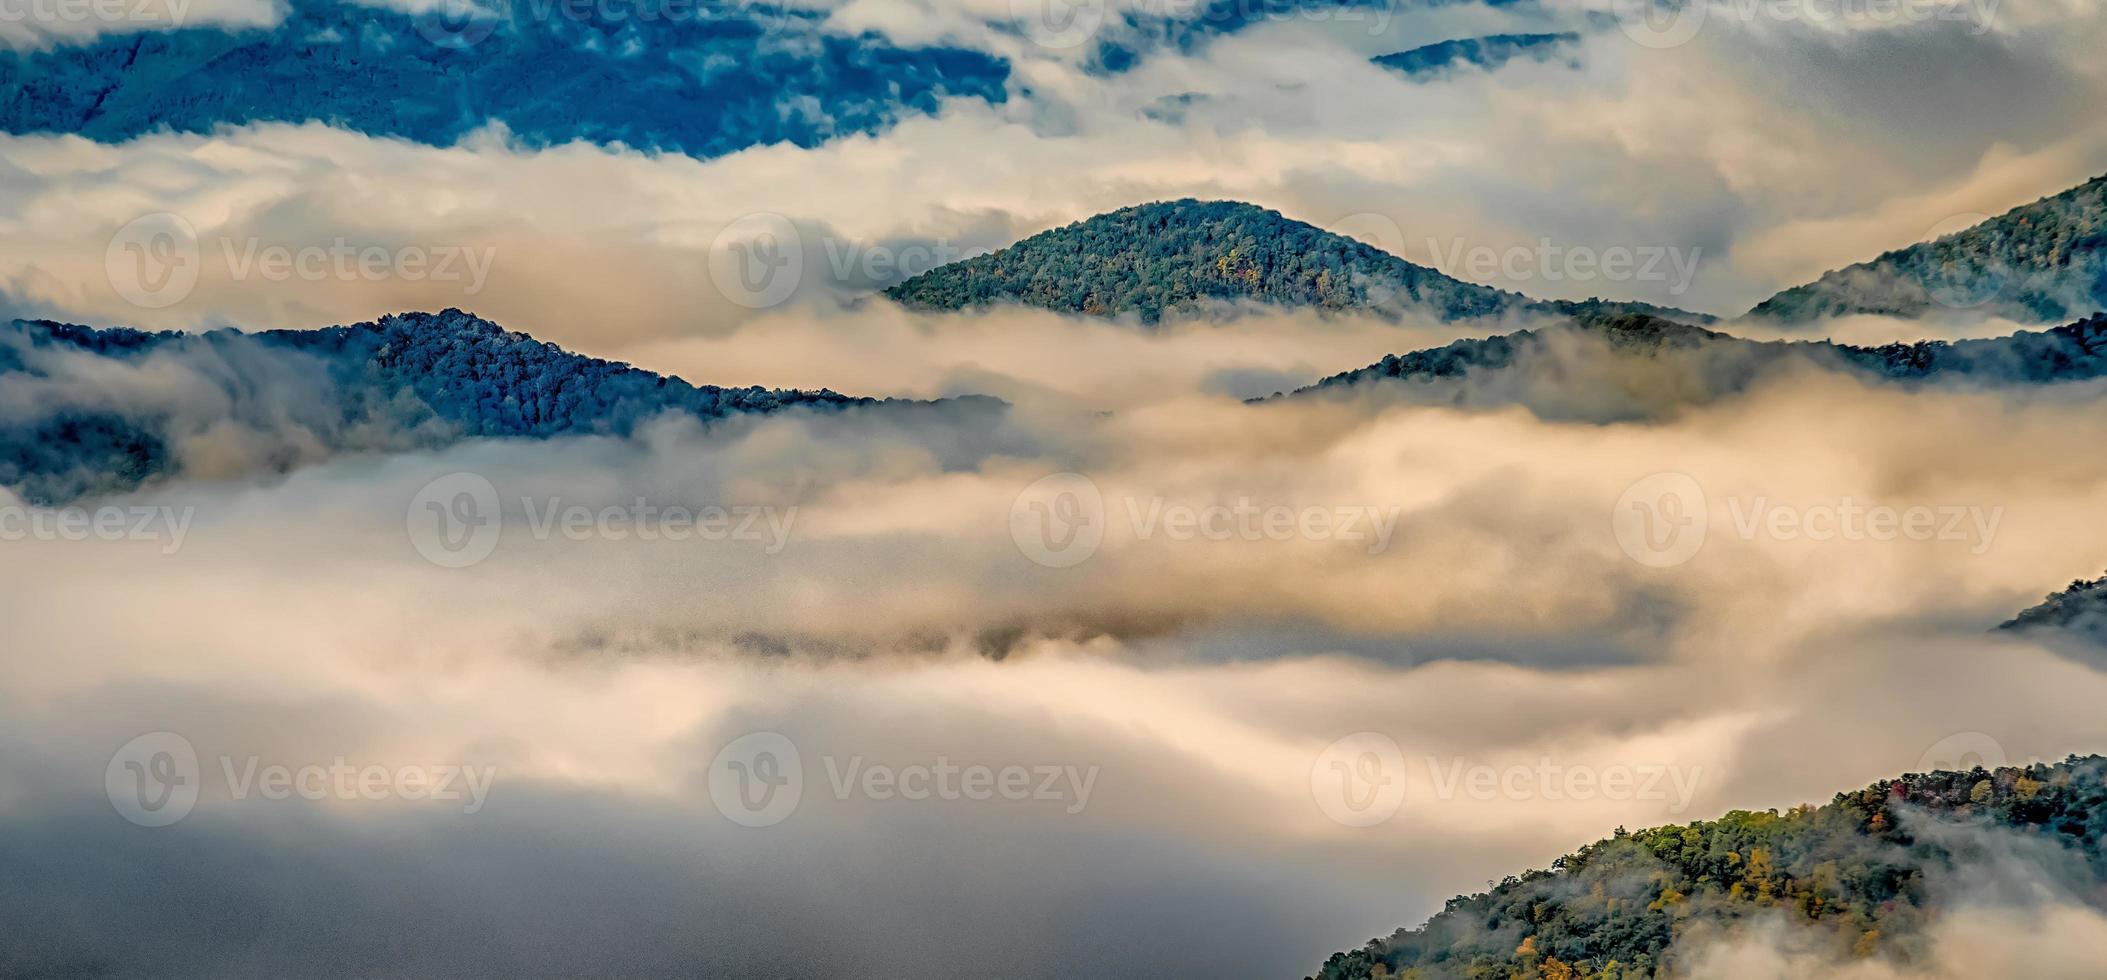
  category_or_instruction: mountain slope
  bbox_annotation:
[1373,33,1580,80]
[1276,311,2107,419]
[0,310,928,504]
[2000,572,2107,645]
[1309,754,2107,980]
[884,200,1706,325]
[1747,173,2107,325]
[0,0,1007,159]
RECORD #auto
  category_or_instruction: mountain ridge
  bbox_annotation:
[885,199,1710,326]
[2000,571,2107,645]
[1271,311,2107,417]
[1748,172,2107,324]
[0,309,985,504]
[1372,32,1581,80]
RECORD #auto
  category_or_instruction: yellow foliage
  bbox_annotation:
[1853,929,1881,958]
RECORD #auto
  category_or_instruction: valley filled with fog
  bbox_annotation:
[6,0,2107,975]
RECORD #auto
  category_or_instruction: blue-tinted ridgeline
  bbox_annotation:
[1372,31,1579,79]
[0,0,1010,158]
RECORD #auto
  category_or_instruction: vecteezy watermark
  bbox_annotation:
[705,211,984,310]
[1311,732,1409,827]
[410,0,503,48]
[706,732,1100,827]
[0,0,191,29]
[1424,237,1704,298]
[104,212,498,310]
[1612,471,2003,568]
[105,732,201,828]
[1614,0,1998,49]
[1917,212,2007,311]
[0,503,193,554]
[1421,757,1704,815]
[406,472,798,568]
[1009,0,1104,48]
[1327,213,1703,300]
[1917,731,2008,774]
[1311,733,1706,827]
[106,732,498,827]
[1009,472,1402,568]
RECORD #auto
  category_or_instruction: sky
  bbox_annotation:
[4,0,2107,976]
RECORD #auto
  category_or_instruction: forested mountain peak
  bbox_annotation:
[884,199,1705,325]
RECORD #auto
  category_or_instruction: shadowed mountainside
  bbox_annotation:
[0,309,986,503]
[885,200,1708,326]
[0,0,1007,159]
[2001,572,2107,645]
[1271,312,2107,420]
[1372,32,1580,80]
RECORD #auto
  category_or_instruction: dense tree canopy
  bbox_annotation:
[0,310,880,503]
[885,200,1703,325]
[1288,311,2107,406]
[0,0,1007,158]
[1311,755,2107,980]
[2001,572,2107,644]
[1748,173,2107,324]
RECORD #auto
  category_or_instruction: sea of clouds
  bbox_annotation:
[6,0,2107,975]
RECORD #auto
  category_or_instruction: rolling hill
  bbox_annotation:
[884,199,1706,325]
[0,309,975,504]
[1308,754,2107,980]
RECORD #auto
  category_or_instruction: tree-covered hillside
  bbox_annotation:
[0,0,1007,159]
[1309,755,2107,980]
[2001,572,2107,645]
[884,200,1704,325]
[0,310,897,503]
[1747,173,2107,325]
[1282,311,2107,416]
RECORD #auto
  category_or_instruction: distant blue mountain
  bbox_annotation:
[0,310,983,503]
[0,0,1008,158]
[1087,0,1393,73]
[1087,0,1537,74]
[1372,32,1579,79]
